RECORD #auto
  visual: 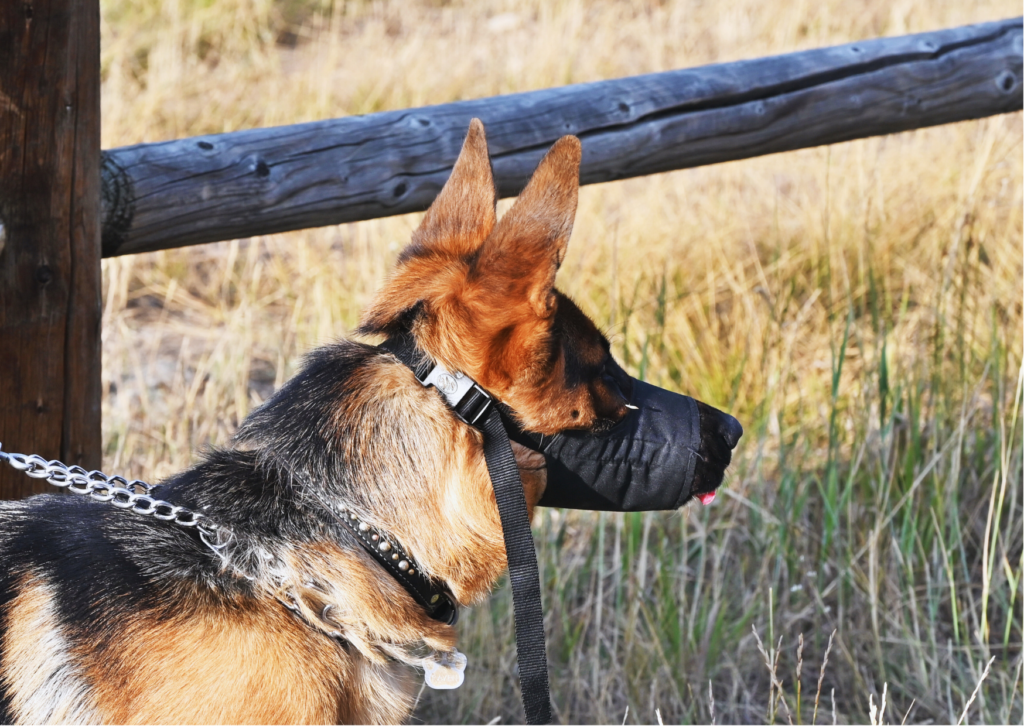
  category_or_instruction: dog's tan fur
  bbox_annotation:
[0,120,598,724]
[4,575,101,723]
[0,119,742,724]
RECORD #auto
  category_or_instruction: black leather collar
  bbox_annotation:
[290,463,460,627]
[301,334,479,627]
[334,503,458,625]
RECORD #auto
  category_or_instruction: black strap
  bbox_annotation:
[479,407,552,725]
[381,336,552,724]
[381,334,434,380]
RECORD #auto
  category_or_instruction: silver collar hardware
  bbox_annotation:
[0,443,234,552]
[274,594,346,639]
[380,336,493,427]
[319,604,348,641]
[420,363,492,425]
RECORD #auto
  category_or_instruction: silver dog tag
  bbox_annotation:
[424,649,468,690]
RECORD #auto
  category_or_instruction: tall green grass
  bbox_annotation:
[98,1,1022,722]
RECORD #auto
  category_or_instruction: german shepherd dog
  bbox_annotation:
[0,120,740,724]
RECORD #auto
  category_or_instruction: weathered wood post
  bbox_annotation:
[0,0,102,498]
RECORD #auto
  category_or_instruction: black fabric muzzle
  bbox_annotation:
[382,331,708,513]
[503,379,702,512]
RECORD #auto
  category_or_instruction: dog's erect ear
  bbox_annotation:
[406,118,497,260]
[359,119,496,335]
[474,135,581,319]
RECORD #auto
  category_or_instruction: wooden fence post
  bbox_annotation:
[0,0,102,498]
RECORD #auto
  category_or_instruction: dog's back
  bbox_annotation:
[0,344,442,724]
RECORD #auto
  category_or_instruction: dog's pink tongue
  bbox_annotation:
[698,491,717,506]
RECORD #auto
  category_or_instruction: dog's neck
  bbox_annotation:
[300,476,459,625]
[161,342,544,678]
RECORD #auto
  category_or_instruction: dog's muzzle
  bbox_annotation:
[506,379,742,512]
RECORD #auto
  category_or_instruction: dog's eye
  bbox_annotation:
[601,370,625,399]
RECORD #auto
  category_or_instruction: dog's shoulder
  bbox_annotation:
[0,494,209,619]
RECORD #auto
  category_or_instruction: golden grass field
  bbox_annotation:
[98,1,1022,723]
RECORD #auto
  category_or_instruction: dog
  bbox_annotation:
[0,119,740,724]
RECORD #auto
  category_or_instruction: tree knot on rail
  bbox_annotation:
[996,70,1018,93]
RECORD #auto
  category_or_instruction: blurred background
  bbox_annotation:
[99,1,1022,723]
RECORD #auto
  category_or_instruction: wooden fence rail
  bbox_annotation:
[100,16,1023,257]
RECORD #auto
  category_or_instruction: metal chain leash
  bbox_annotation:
[0,442,233,551]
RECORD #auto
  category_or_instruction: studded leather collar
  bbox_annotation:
[334,502,458,625]
[292,455,460,626]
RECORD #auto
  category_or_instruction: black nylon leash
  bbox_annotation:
[479,406,552,725]
[381,335,552,724]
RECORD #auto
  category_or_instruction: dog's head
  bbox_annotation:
[359,119,740,506]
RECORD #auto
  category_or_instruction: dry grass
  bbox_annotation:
[99,1,1022,723]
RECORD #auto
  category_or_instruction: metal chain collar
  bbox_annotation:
[0,443,233,551]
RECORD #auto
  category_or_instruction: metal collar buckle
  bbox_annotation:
[419,362,493,427]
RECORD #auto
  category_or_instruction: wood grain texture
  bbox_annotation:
[100,17,1022,257]
[0,0,102,498]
